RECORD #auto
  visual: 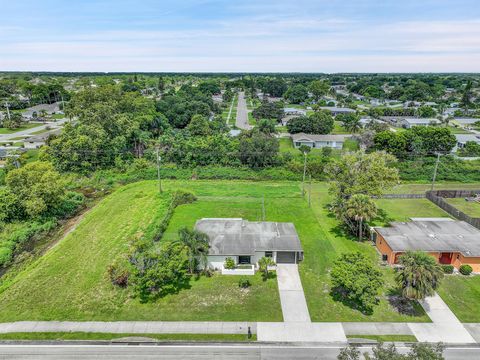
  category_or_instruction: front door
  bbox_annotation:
[439,252,453,264]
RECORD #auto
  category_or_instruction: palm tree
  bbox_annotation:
[342,115,362,134]
[258,256,276,279]
[345,194,377,240]
[395,251,444,300]
[177,227,210,274]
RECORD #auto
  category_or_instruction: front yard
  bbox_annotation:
[1,179,479,323]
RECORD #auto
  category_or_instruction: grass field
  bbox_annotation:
[332,121,350,134]
[0,123,40,134]
[445,198,480,217]
[2,179,479,323]
[438,276,480,322]
[0,332,255,341]
[0,181,283,322]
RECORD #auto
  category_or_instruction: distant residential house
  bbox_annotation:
[291,133,352,149]
[453,118,480,127]
[22,102,62,120]
[401,118,441,128]
[359,117,386,128]
[195,218,304,271]
[319,106,355,116]
[23,129,61,149]
[283,108,306,116]
[228,129,241,137]
[453,134,480,152]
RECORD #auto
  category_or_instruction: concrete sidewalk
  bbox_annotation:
[408,293,476,343]
[257,322,346,342]
[0,321,255,335]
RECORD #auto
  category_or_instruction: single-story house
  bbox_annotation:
[319,106,355,116]
[283,108,306,116]
[453,118,480,127]
[23,129,61,149]
[22,102,62,119]
[399,117,441,129]
[453,134,480,152]
[291,133,352,149]
[374,218,480,272]
[194,218,304,270]
[359,117,386,128]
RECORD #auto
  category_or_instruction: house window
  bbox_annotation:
[295,142,301,147]
[238,256,251,264]
[265,251,273,258]
[382,254,388,262]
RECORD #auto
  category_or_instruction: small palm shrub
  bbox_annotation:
[224,257,235,270]
[238,277,251,288]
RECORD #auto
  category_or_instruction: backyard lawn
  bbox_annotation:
[445,198,480,217]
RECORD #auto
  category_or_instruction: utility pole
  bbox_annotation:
[4,101,11,121]
[156,147,162,194]
[262,195,265,221]
[308,175,312,207]
[302,151,307,196]
[431,153,441,191]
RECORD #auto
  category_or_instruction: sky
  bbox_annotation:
[0,0,480,72]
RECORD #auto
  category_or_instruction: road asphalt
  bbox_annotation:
[1,344,480,359]
[235,92,251,130]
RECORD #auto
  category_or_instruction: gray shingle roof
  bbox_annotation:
[194,218,303,256]
[375,220,480,257]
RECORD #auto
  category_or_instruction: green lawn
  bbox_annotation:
[389,183,480,194]
[0,332,255,342]
[438,276,480,322]
[445,198,480,217]
[0,181,283,322]
[304,184,429,322]
[448,126,472,134]
[332,121,350,134]
[0,123,40,134]
[373,199,451,226]
[2,179,475,323]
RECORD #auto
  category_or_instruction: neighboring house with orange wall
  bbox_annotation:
[373,218,480,272]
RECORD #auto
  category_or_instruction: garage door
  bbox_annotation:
[276,251,296,264]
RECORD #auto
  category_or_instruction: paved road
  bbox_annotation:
[1,344,480,359]
[235,92,251,130]
[0,118,68,142]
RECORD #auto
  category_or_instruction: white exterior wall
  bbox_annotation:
[207,255,237,270]
[253,251,266,268]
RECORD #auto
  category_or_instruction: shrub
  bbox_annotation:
[224,257,235,269]
[442,265,454,274]
[460,264,473,276]
[107,259,130,287]
[238,277,251,289]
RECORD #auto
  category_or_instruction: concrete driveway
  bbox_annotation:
[276,264,310,322]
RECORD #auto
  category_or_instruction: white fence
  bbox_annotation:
[221,265,255,275]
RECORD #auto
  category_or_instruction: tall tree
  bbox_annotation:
[177,227,210,274]
[396,251,444,300]
[345,194,377,240]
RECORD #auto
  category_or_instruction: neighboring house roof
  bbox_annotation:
[319,106,355,113]
[194,218,303,256]
[22,102,61,117]
[403,118,440,125]
[291,133,352,142]
[284,107,306,114]
[455,134,480,145]
[454,118,480,125]
[375,219,480,257]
